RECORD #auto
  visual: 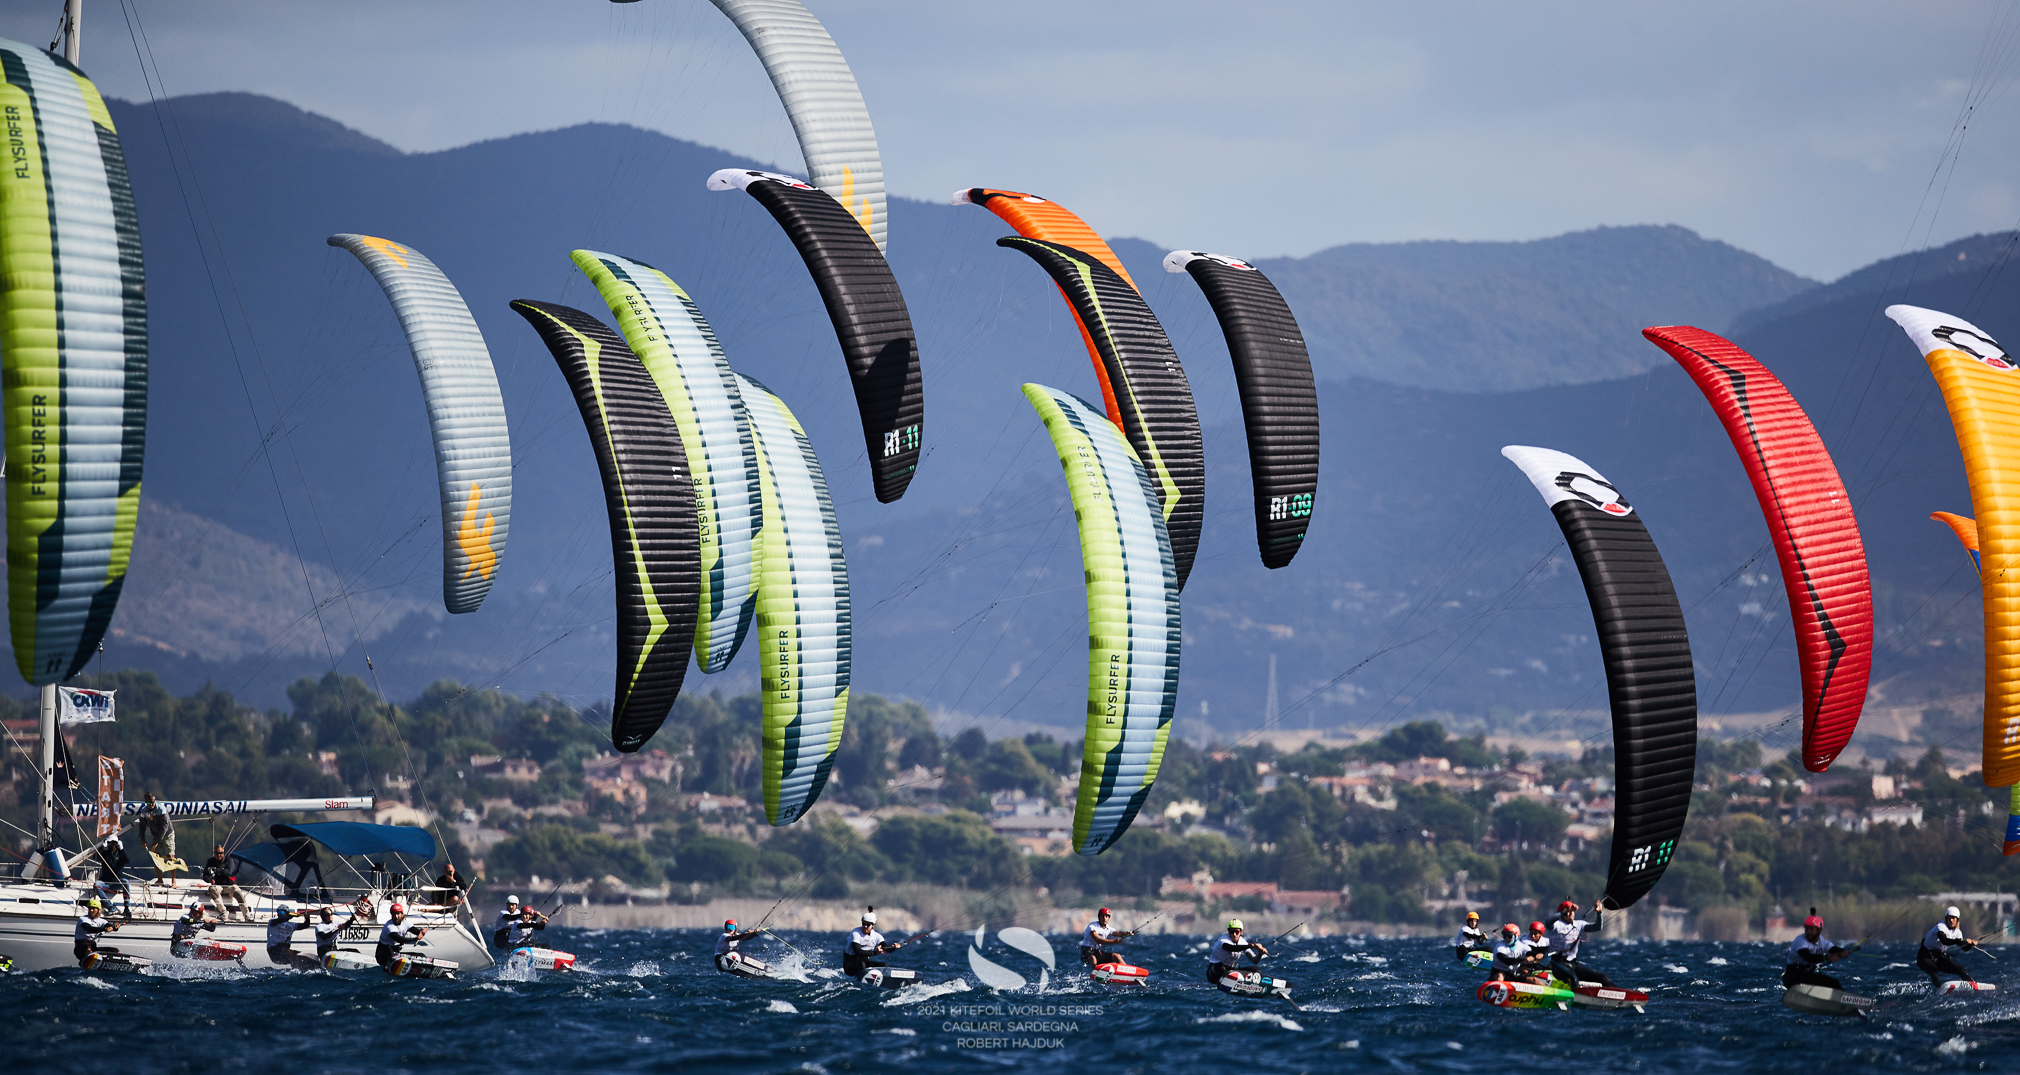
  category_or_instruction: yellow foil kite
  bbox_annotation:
[1891,303,2020,784]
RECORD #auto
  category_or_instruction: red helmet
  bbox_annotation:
[1501,923,1519,935]
[1559,900,1579,911]
[1529,921,1546,933]
[389,902,405,915]
[1098,907,1111,916]
[1803,914,1823,929]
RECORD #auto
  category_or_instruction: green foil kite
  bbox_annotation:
[1022,383,1180,855]
[573,250,762,674]
[737,374,849,825]
[0,40,147,685]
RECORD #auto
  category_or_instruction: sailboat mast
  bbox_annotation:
[61,0,80,64]
[37,686,55,849]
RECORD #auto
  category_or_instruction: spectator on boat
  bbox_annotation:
[1546,899,1617,988]
[376,902,429,970]
[715,919,763,973]
[1918,906,1980,990]
[1783,911,1849,990]
[1487,923,1533,983]
[170,901,217,959]
[264,904,318,970]
[202,845,250,922]
[1451,910,1491,961]
[92,835,131,908]
[135,792,177,885]
[1079,908,1136,968]
[73,897,121,965]
[1208,918,1268,985]
[432,863,470,911]
[312,903,362,962]
[842,909,895,979]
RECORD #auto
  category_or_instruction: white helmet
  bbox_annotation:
[506,895,520,906]
[1947,906,1963,918]
[862,910,877,925]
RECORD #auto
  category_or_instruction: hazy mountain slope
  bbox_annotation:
[65,92,1989,754]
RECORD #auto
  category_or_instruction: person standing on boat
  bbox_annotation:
[1918,906,1980,990]
[376,902,430,970]
[73,897,121,965]
[1546,899,1617,988]
[313,903,362,962]
[716,919,764,973]
[842,909,895,978]
[135,793,176,885]
[1783,912,1849,990]
[1080,908,1137,968]
[1207,919,1269,985]
[1487,923,1535,983]
[202,844,250,922]
[1451,910,1490,960]
[169,901,218,959]
[265,904,319,970]
[433,862,470,911]
[93,835,131,906]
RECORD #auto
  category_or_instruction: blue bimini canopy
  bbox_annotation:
[269,822,437,860]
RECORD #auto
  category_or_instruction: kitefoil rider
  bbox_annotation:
[265,904,320,970]
[1080,908,1137,968]
[376,902,429,970]
[73,897,121,965]
[1783,911,1849,990]
[169,901,217,958]
[1208,919,1268,985]
[1917,906,1979,990]
[313,903,363,961]
[716,919,764,973]
[1546,899,1616,988]
[842,909,896,978]
[1451,910,1490,960]
[1488,922,1539,983]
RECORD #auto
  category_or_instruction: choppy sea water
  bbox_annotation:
[4,927,2017,1073]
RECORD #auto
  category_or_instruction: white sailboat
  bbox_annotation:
[0,1,495,978]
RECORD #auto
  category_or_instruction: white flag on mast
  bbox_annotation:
[57,687,115,725]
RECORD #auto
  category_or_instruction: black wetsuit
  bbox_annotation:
[1783,933,1844,990]
[1918,922,1975,987]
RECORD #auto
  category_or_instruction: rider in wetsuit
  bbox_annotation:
[715,919,765,973]
[1207,919,1269,985]
[1080,908,1137,968]
[265,905,320,970]
[376,902,430,971]
[312,904,362,962]
[73,898,122,965]
[842,910,894,978]
[1546,899,1616,988]
[1782,912,1848,990]
[1451,910,1491,960]
[1918,906,1979,990]
[169,901,218,958]
[1488,923,1535,983]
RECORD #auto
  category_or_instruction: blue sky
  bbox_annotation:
[7,0,2020,280]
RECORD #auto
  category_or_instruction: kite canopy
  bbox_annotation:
[738,374,850,825]
[511,300,701,753]
[329,234,512,614]
[1023,383,1180,855]
[998,238,1205,591]
[1165,250,1319,570]
[708,169,923,502]
[1642,326,1869,772]
[1931,511,1981,569]
[1502,446,1696,909]
[706,0,888,250]
[573,250,762,673]
[1889,303,2020,786]
[0,40,147,685]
